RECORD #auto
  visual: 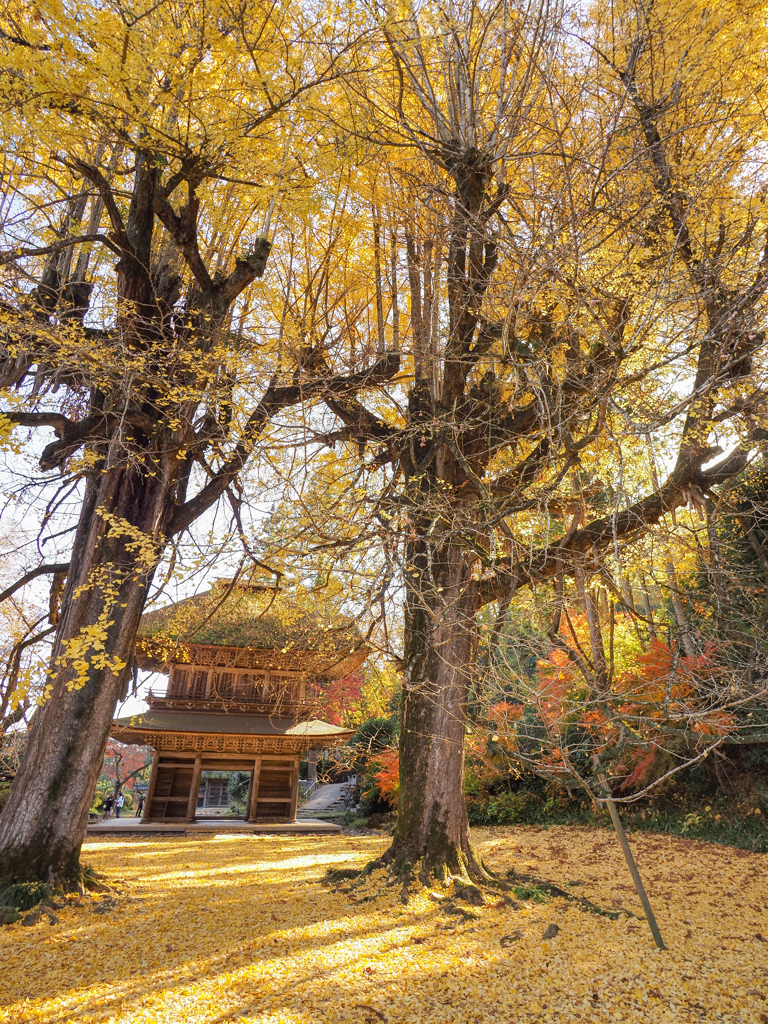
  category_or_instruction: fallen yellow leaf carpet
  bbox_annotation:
[1,825,766,1023]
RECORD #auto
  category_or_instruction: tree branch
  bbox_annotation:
[56,157,132,254]
[0,622,56,726]
[153,169,214,292]
[0,565,69,604]
[0,235,121,266]
[169,352,401,535]
[212,237,271,308]
[1,702,30,735]
[487,445,752,603]
[4,410,157,470]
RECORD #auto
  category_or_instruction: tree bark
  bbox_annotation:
[387,536,486,883]
[0,19,409,892]
[0,459,176,890]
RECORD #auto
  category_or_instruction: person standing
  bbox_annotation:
[115,791,124,818]
[102,794,114,820]
[136,792,145,817]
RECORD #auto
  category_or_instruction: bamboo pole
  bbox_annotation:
[599,773,666,950]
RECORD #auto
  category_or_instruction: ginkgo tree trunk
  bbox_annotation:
[0,0,395,891]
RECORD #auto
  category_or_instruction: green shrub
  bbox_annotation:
[467,789,544,825]
[350,716,399,775]
[0,881,49,910]
[466,786,768,853]
[511,883,548,903]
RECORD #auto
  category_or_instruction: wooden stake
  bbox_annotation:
[599,774,667,950]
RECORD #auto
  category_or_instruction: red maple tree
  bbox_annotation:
[370,747,399,808]
[100,739,151,799]
[309,672,363,726]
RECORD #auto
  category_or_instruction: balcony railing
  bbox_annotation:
[146,690,322,718]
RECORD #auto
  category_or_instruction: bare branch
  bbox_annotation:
[0,564,69,604]
[169,352,401,535]
[0,235,121,266]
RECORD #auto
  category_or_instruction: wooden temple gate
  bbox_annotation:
[110,582,364,824]
[145,754,299,823]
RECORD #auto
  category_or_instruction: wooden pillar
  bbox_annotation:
[186,752,203,822]
[244,771,255,821]
[246,755,262,822]
[289,758,300,822]
[141,751,159,822]
[307,749,317,783]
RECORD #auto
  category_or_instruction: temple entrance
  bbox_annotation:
[143,753,299,823]
[196,770,251,818]
[111,581,361,827]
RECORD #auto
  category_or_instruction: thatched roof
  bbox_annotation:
[135,582,368,679]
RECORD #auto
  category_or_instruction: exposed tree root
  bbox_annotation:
[0,862,109,898]
[322,858,637,923]
[323,868,362,884]
[373,828,492,894]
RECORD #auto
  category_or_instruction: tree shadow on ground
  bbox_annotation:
[1,830,766,1024]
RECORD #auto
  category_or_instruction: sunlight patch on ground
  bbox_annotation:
[0,826,766,1023]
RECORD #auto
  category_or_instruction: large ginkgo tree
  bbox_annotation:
[264,0,768,882]
[0,0,397,889]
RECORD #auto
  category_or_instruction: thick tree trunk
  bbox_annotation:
[385,536,487,884]
[0,460,176,890]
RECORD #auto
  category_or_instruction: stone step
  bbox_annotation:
[297,782,352,817]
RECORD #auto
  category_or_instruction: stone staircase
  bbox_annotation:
[296,782,352,818]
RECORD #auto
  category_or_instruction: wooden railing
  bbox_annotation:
[146,690,322,719]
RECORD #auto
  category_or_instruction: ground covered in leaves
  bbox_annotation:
[1,825,767,1023]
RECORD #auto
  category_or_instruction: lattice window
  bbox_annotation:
[168,668,188,697]
[267,674,300,702]
[251,672,269,701]
[231,672,254,700]
[203,779,230,807]
[215,671,235,699]
[189,669,209,699]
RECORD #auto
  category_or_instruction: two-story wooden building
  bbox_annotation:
[110,582,365,824]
